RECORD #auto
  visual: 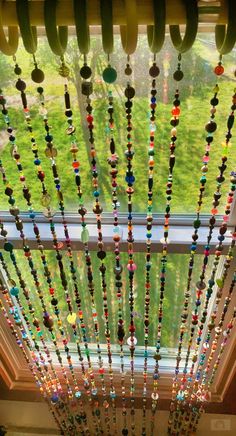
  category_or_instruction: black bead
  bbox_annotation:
[173,70,184,81]
[80,65,92,79]
[205,121,217,133]
[15,79,26,91]
[149,63,160,78]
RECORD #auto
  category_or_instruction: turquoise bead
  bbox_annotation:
[102,66,117,84]
[10,286,19,296]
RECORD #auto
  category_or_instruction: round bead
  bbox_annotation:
[149,63,160,78]
[67,313,77,324]
[173,70,184,81]
[102,66,117,84]
[80,65,92,79]
[214,64,224,76]
[205,121,217,133]
[31,67,45,83]
[15,79,26,91]
[124,65,132,75]
[125,86,135,99]
[10,286,19,296]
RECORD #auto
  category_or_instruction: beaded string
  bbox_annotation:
[185,239,236,433]
[63,82,117,433]
[35,85,103,434]
[123,69,137,434]
[169,195,236,434]
[10,76,99,429]
[0,90,89,413]
[208,309,236,387]
[142,60,159,435]
[83,83,118,435]
[187,178,236,384]
[0,250,80,434]
[180,165,236,388]
[197,232,236,393]
[0,287,65,434]
[0,235,81,433]
[151,73,182,428]
[189,308,236,435]
[177,89,236,390]
[0,214,83,433]
[105,88,124,431]
[0,275,72,434]
[169,88,236,433]
[167,84,222,430]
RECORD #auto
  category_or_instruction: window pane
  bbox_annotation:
[0,35,235,214]
[5,249,214,349]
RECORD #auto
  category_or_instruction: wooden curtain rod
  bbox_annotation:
[0,0,228,26]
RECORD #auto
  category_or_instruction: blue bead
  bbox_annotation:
[125,175,135,183]
[151,97,156,103]
[218,235,224,241]
[34,158,41,165]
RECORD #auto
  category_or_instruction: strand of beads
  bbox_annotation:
[0,285,65,434]
[14,78,82,354]
[0,89,88,423]
[190,307,236,435]
[35,85,103,434]
[0,91,66,342]
[63,84,115,435]
[0,227,79,433]
[0,250,75,434]
[142,61,159,436]
[170,183,236,434]
[208,308,236,387]
[186,248,236,435]
[176,89,236,399]
[0,271,70,433]
[83,82,117,435]
[151,83,181,429]
[196,228,236,397]
[167,83,222,432]
[123,74,137,435]
[105,88,124,432]
[188,177,236,385]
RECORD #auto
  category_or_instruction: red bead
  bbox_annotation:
[171,107,180,116]
[86,114,93,122]
[214,64,224,76]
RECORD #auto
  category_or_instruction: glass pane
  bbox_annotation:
[5,249,213,349]
[0,34,235,214]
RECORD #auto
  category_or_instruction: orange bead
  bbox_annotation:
[214,64,224,76]
[171,107,180,116]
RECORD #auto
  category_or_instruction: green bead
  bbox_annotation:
[4,242,13,252]
[102,66,117,84]
[81,228,89,244]
[193,219,201,229]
